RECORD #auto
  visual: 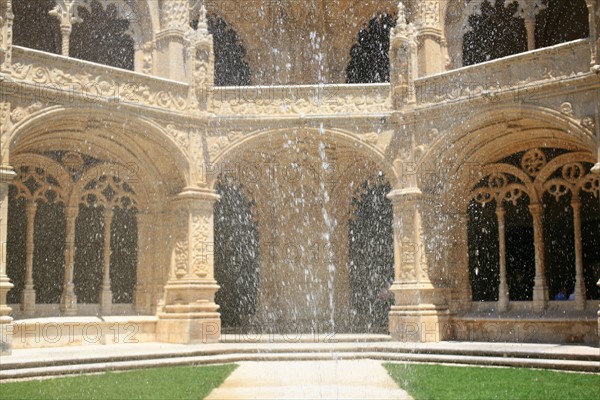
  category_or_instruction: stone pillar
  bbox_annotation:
[155,0,189,82]
[387,188,449,342]
[585,0,600,66]
[597,278,600,344]
[529,203,548,311]
[449,211,471,313]
[415,0,445,76]
[156,187,221,344]
[512,1,546,51]
[60,206,78,316]
[134,213,152,314]
[331,218,351,332]
[20,200,37,317]
[49,0,82,57]
[99,208,113,315]
[0,0,14,70]
[571,197,587,310]
[496,205,509,312]
[0,165,16,355]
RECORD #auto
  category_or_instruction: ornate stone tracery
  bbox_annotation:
[468,149,599,313]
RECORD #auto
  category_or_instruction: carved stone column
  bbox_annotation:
[49,0,82,57]
[155,0,189,82]
[156,187,221,344]
[571,197,587,310]
[134,213,152,314]
[0,165,16,355]
[59,206,78,316]
[415,0,445,76]
[496,205,509,312]
[0,0,14,70]
[99,208,113,315]
[20,200,37,317]
[529,203,548,311]
[387,188,449,342]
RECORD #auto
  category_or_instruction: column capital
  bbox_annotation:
[0,165,16,183]
[387,187,423,203]
[173,187,220,205]
[495,203,506,217]
[528,202,543,214]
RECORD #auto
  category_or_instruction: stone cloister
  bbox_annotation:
[0,1,599,354]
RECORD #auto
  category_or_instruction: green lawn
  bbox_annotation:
[384,363,600,400]
[0,364,237,400]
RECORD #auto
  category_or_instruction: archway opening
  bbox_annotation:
[212,130,395,334]
[346,13,397,83]
[348,176,394,333]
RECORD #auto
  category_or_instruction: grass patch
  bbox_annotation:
[384,363,599,400]
[0,364,237,400]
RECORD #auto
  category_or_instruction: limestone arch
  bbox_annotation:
[209,127,398,332]
[209,127,398,190]
[420,104,595,201]
[5,107,190,198]
[415,104,597,308]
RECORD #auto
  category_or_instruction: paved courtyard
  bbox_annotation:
[205,360,412,400]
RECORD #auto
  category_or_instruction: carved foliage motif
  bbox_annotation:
[213,92,391,116]
[0,101,10,153]
[9,61,188,111]
[174,237,188,278]
[191,213,210,277]
[166,124,189,152]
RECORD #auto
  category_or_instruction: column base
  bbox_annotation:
[533,284,549,312]
[389,307,451,343]
[21,288,36,317]
[389,284,450,342]
[574,281,586,311]
[449,287,472,313]
[60,284,78,316]
[157,279,221,343]
[100,289,112,315]
[134,285,151,314]
[156,312,221,344]
[0,316,13,355]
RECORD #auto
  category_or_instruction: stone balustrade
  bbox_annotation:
[6,46,190,113]
[414,39,592,106]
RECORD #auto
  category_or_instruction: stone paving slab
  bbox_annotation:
[205,360,412,400]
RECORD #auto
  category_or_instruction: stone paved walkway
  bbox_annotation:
[205,360,412,400]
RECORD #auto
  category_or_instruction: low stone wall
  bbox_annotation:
[451,316,598,345]
[11,316,157,349]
